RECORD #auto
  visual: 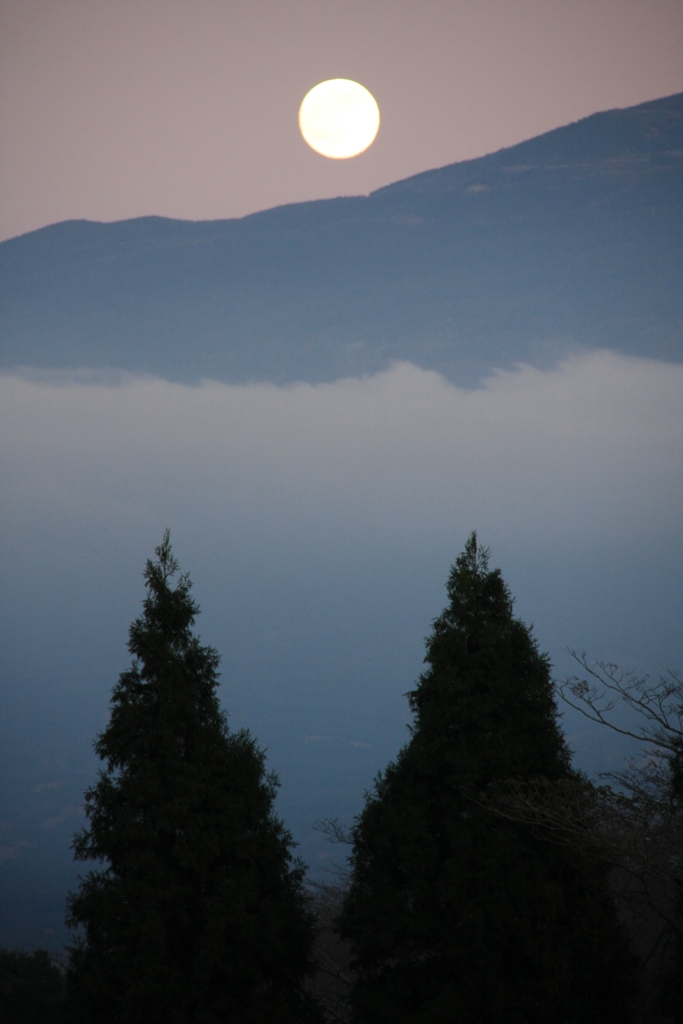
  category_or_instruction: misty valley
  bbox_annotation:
[1,92,682,1021]
[3,531,681,1022]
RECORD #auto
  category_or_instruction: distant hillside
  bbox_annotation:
[1,92,681,385]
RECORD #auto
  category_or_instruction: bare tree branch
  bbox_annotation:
[306,851,354,1023]
[558,653,682,756]
[314,818,354,846]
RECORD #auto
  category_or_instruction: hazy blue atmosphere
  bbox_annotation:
[0,0,682,964]
[1,350,682,949]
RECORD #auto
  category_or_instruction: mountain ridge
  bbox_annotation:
[373,91,683,196]
[1,92,681,386]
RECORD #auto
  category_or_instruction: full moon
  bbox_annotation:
[299,79,380,159]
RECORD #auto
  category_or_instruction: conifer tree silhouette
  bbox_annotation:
[340,534,633,1023]
[67,532,321,1023]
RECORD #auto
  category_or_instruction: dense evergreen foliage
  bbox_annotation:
[66,533,320,1023]
[0,947,67,1023]
[340,534,634,1023]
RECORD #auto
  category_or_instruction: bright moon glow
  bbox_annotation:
[299,79,380,159]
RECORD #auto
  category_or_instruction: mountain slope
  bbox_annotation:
[1,92,681,385]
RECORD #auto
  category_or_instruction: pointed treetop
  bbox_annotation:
[434,531,516,652]
[153,528,179,583]
[129,529,201,664]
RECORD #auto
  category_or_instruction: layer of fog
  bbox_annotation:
[5,352,681,544]
[1,350,681,945]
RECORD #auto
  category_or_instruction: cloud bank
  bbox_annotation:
[3,351,681,550]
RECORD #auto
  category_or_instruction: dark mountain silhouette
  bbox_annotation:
[1,92,681,385]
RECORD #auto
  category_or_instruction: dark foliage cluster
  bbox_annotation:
[337,536,635,1024]
[0,946,67,1023]
[64,532,320,1024]
[6,532,680,1021]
